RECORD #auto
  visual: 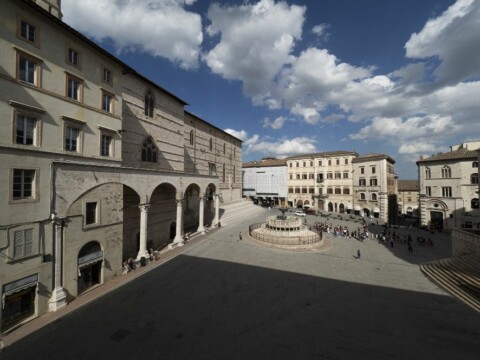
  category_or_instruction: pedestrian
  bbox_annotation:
[408,243,413,254]
[239,232,242,241]
[357,249,361,260]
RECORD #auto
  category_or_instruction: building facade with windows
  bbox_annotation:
[0,0,242,333]
[242,158,288,206]
[417,141,480,231]
[286,151,358,212]
[397,180,420,215]
[352,154,397,221]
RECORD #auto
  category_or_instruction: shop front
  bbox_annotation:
[77,242,103,294]
[1,274,38,331]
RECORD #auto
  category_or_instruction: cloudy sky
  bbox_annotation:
[62,0,480,179]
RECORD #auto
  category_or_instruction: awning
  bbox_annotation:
[2,274,38,308]
[373,207,380,213]
[354,205,361,211]
[346,204,352,210]
[78,250,103,269]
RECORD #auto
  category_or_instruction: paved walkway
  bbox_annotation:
[1,207,479,359]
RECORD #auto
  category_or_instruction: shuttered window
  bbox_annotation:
[14,228,34,258]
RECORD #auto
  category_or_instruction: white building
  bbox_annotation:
[0,0,242,333]
[242,158,287,206]
[397,180,420,215]
[352,154,397,221]
[417,141,480,231]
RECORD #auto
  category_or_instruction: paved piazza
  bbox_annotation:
[2,207,480,359]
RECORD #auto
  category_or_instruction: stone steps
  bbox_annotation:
[420,256,480,313]
[219,201,265,226]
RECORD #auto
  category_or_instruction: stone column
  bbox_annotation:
[137,204,150,260]
[173,198,184,245]
[49,219,67,312]
[197,193,205,234]
[214,194,220,226]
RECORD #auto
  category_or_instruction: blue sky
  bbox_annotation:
[62,0,480,179]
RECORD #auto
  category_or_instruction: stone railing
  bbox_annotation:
[451,228,480,257]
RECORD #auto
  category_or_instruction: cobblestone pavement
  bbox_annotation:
[1,207,479,360]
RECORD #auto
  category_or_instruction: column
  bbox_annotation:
[214,194,220,227]
[136,204,150,260]
[197,193,205,234]
[173,198,184,245]
[49,219,67,312]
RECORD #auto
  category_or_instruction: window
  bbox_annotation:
[336,159,340,165]
[66,75,82,102]
[318,161,322,166]
[16,115,36,146]
[189,130,195,146]
[471,173,479,184]
[318,188,323,195]
[335,172,341,179]
[296,162,299,167]
[85,202,97,225]
[371,193,377,201]
[328,160,332,166]
[209,163,216,176]
[17,52,41,86]
[335,188,341,194]
[327,188,333,194]
[209,138,213,151]
[309,188,314,194]
[425,167,431,179]
[302,188,307,194]
[372,166,376,174]
[302,174,307,180]
[289,174,292,180]
[343,172,349,179]
[13,228,34,259]
[441,166,451,179]
[288,187,293,194]
[289,163,292,168]
[65,126,80,152]
[310,161,313,166]
[407,197,412,202]
[327,173,333,179]
[144,90,154,117]
[295,188,300,193]
[222,165,226,182]
[360,193,366,200]
[13,169,35,199]
[303,162,306,167]
[101,91,113,113]
[442,186,452,197]
[141,137,157,162]
[344,159,348,165]
[19,19,38,46]
[317,173,324,181]
[102,67,112,84]
[309,173,314,179]
[473,162,478,168]
[296,174,300,179]
[360,167,365,174]
[67,48,80,67]
[100,134,112,157]
[359,179,366,186]
[370,178,377,186]
[426,186,432,196]
[472,198,479,209]
[223,143,226,154]
[343,188,350,195]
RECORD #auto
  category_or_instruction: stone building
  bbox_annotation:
[417,141,480,231]
[397,180,420,215]
[352,154,397,221]
[242,157,287,206]
[286,151,358,212]
[0,0,241,333]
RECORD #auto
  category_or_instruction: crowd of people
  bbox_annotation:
[122,248,161,273]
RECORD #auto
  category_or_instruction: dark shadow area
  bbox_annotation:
[2,255,479,360]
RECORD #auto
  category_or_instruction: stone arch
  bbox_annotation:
[184,183,201,231]
[363,208,370,217]
[339,203,345,213]
[328,202,333,212]
[205,183,217,226]
[149,182,178,249]
[77,241,103,295]
[297,199,303,208]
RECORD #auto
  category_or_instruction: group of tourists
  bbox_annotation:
[122,248,161,273]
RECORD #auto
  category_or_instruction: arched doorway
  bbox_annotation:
[363,208,370,217]
[184,183,201,232]
[150,183,177,249]
[328,202,333,212]
[430,211,444,230]
[297,199,303,208]
[339,203,345,213]
[77,241,103,294]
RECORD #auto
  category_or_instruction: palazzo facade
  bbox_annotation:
[0,0,242,333]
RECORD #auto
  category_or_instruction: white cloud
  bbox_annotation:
[62,0,203,69]
[312,23,330,40]
[245,136,317,157]
[405,0,480,85]
[224,128,248,141]
[262,116,286,129]
[204,0,305,95]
